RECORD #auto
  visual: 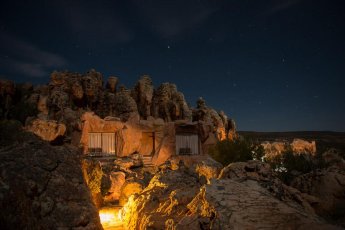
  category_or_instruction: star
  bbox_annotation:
[167,45,170,49]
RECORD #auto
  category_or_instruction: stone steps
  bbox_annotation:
[142,156,154,166]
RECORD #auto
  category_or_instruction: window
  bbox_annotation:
[176,134,199,155]
[88,132,116,154]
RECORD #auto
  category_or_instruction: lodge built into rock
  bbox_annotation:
[3,69,236,165]
[80,111,221,165]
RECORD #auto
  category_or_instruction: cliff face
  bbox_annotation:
[0,121,102,229]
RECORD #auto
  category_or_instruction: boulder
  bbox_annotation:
[0,126,102,229]
[152,83,192,121]
[106,76,119,93]
[113,86,139,122]
[119,181,143,206]
[131,75,154,119]
[291,164,345,226]
[26,119,66,142]
[104,172,126,203]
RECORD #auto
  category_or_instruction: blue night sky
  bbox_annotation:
[0,0,344,131]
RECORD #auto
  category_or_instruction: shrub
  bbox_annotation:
[208,137,265,166]
[265,147,321,184]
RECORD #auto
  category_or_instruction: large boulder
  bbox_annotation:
[152,83,192,121]
[291,163,345,226]
[113,86,139,122]
[131,75,154,119]
[103,171,126,203]
[0,125,102,229]
[26,119,66,142]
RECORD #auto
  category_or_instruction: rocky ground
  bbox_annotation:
[118,159,345,229]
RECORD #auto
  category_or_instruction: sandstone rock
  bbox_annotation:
[194,158,223,182]
[37,95,49,119]
[120,160,338,229]
[106,76,118,93]
[186,178,338,230]
[193,97,236,141]
[26,119,66,142]
[291,165,345,226]
[0,126,102,229]
[0,79,15,119]
[152,83,192,121]
[104,172,126,203]
[119,181,143,206]
[121,166,202,229]
[114,86,139,121]
[291,138,317,155]
[262,139,317,160]
[132,75,154,119]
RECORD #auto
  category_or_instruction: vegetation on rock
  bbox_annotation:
[208,138,265,166]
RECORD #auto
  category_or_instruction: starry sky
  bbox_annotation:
[0,0,344,131]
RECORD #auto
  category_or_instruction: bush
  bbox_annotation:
[265,147,322,184]
[208,137,265,166]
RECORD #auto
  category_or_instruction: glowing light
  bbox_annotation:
[99,207,123,229]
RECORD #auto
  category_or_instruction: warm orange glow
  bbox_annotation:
[99,207,123,229]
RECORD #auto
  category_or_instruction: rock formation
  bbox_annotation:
[193,97,236,141]
[152,83,192,122]
[131,75,154,119]
[120,160,339,229]
[0,79,15,119]
[0,122,102,229]
[291,159,345,226]
[262,138,317,159]
[25,118,66,142]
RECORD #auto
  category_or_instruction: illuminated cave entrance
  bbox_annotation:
[88,131,124,156]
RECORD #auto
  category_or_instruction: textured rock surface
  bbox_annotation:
[26,118,66,142]
[193,97,236,141]
[291,162,345,226]
[131,75,154,119]
[152,83,192,121]
[0,124,102,229]
[120,161,339,230]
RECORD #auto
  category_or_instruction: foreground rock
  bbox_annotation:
[121,161,340,229]
[0,122,102,229]
[291,160,345,227]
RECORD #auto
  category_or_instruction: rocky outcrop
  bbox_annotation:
[152,83,192,121]
[193,97,236,141]
[113,86,139,122]
[25,118,66,142]
[131,75,154,119]
[0,79,15,119]
[291,161,345,226]
[0,124,102,229]
[4,70,235,146]
[262,138,317,159]
[121,162,205,229]
[120,161,339,229]
[291,138,317,154]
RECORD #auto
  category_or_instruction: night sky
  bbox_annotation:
[1,0,344,131]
